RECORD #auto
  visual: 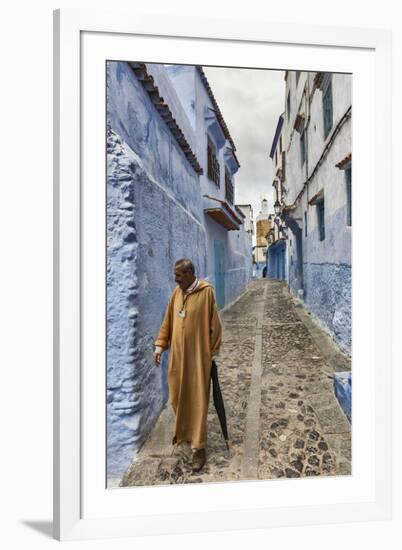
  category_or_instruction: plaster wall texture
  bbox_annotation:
[195,69,232,200]
[106,61,252,478]
[167,65,252,299]
[147,63,197,153]
[285,72,351,206]
[303,261,351,353]
[292,120,352,266]
[282,70,352,353]
[107,62,202,221]
[106,61,207,478]
[306,73,351,180]
[165,65,196,131]
[204,215,253,303]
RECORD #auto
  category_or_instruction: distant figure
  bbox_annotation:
[153,258,222,472]
[262,266,267,278]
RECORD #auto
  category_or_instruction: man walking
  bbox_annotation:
[153,258,222,472]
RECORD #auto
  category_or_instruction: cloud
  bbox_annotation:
[203,66,285,221]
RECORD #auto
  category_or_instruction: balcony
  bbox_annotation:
[203,195,242,231]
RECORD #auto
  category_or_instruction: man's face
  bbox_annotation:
[174,268,195,291]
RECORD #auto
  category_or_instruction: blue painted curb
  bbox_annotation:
[333,371,351,422]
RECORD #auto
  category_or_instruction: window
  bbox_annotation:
[300,130,306,166]
[346,166,352,225]
[317,198,325,241]
[225,168,234,204]
[287,91,291,120]
[207,136,220,186]
[304,211,307,237]
[281,150,286,182]
[322,77,333,139]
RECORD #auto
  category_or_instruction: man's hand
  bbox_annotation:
[153,351,162,366]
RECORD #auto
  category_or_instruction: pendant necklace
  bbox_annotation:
[178,290,190,318]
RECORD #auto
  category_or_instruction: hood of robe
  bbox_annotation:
[188,279,212,293]
[176,278,212,295]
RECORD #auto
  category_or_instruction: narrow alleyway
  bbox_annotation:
[119,279,351,487]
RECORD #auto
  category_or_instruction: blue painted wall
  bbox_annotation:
[107,62,207,479]
[287,202,351,353]
[167,65,253,307]
[204,215,252,308]
[303,261,351,352]
[106,62,252,480]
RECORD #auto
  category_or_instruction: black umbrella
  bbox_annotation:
[211,359,229,451]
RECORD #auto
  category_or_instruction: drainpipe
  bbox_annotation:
[298,78,312,294]
[305,77,310,203]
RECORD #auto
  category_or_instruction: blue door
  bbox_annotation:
[214,240,225,310]
[280,248,285,280]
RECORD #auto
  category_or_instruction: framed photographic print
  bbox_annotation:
[53,8,392,541]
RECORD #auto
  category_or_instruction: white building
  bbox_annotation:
[268,112,289,281]
[236,203,255,236]
[274,70,352,353]
[252,198,270,276]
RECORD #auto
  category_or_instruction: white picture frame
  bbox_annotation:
[53,8,392,541]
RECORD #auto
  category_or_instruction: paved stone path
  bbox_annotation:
[119,279,351,487]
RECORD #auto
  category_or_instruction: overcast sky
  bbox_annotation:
[203,66,285,231]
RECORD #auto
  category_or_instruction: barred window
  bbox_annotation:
[225,169,234,204]
[207,136,220,186]
[300,130,306,166]
[281,150,286,182]
[317,198,325,241]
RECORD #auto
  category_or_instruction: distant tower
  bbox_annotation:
[256,198,269,244]
[254,198,270,271]
[260,198,268,217]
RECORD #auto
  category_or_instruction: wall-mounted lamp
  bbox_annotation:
[274,199,281,215]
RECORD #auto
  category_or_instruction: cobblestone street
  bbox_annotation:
[119,278,351,487]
